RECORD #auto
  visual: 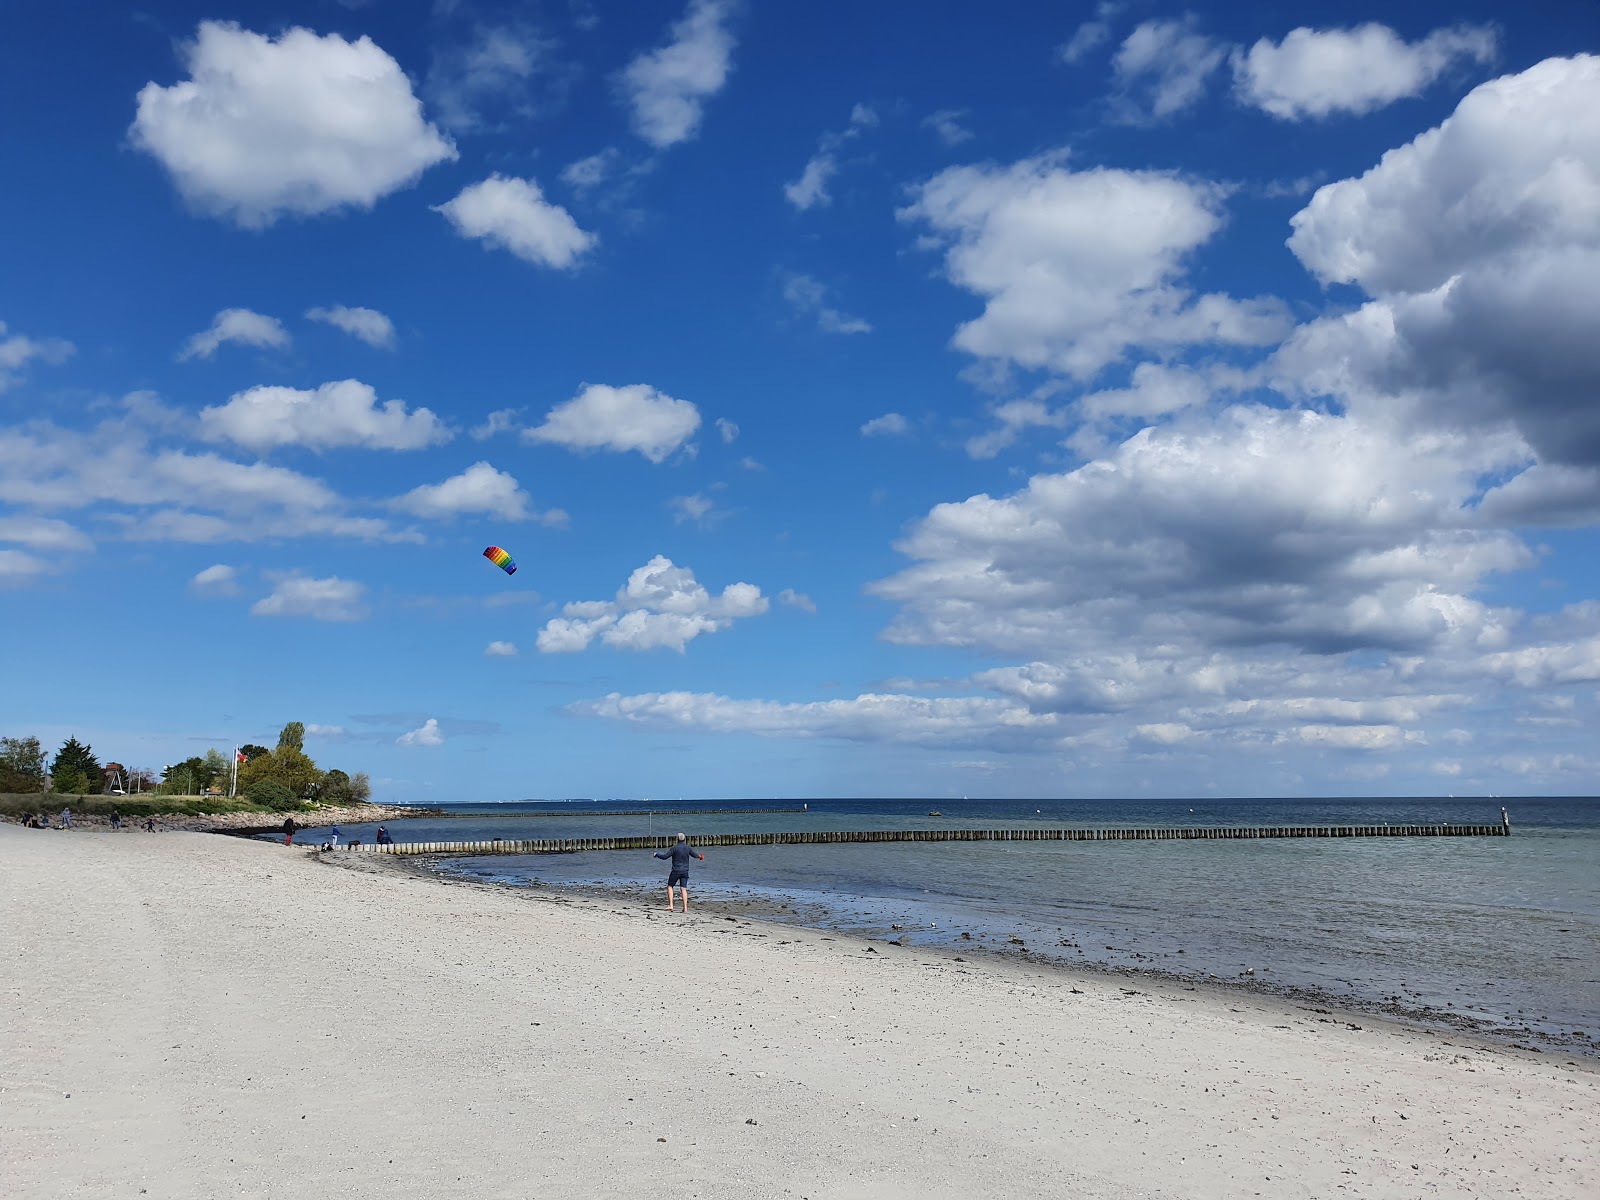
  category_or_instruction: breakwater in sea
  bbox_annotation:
[353,818,1509,855]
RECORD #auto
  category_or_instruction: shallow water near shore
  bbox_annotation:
[292,795,1600,1053]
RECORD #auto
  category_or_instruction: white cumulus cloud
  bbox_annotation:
[131,21,456,227]
[251,574,369,621]
[620,0,737,149]
[1278,55,1600,485]
[537,555,767,654]
[778,588,816,613]
[1233,23,1498,120]
[861,412,910,438]
[393,462,534,521]
[178,308,290,361]
[901,153,1291,380]
[306,305,396,349]
[434,175,596,269]
[200,379,450,452]
[190,563,241,595]
[526,383,700,462]
[397,718,444,746]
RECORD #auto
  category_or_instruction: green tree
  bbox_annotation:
[239,744,271,763]
[237,745,319,800]
[320,769,352,806]
[160,755,220,796]
[275,747,320,799]
[0,736,46,793]
[203,748,228,785]
[350,772,372,804]
[50,737,101,795]
[277,722,305,754]
[245,778,295,809]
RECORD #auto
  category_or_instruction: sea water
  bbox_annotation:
[298,796,1600,1049]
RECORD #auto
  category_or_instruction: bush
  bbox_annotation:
[244,779,295,810]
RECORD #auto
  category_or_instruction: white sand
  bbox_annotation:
[3,825,1594,1199]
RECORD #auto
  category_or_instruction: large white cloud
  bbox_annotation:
[1233,23,1497,120]
[571,691,1061,749]
[525,383,700,462]
[1279,55,1600,480]
[538,556,767,654]
[0,398,418,547]
[874,405,1529,663]
[620,0,736,149]
[199,379,450,453]
[434,175,596,269]
[901,154,1291,380]
[131,21,456,227]
[393,461,564,525]
[178,308,289,361]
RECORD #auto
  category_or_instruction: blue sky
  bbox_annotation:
[3,1,1599,802]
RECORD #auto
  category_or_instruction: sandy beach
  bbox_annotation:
[4,824,1595,1199]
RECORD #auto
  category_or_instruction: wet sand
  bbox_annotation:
[4,824,1595,1199]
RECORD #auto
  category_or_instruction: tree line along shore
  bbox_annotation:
[0,721,387,819]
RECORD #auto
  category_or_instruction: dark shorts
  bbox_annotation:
[667,871,689,887]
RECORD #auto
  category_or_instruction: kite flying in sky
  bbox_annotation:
[483,545,517,575]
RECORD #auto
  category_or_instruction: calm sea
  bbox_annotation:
[295,796,1600,1051]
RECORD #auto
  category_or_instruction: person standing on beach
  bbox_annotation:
[109,809,121,830]
[652,833,705,913]
[60,806,71,829]
[330,824,340,848]
[282,817,297,846]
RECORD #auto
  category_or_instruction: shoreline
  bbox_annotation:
[0,801,442,832]
[7,824,1596,1199]
[377,850,1599,1063]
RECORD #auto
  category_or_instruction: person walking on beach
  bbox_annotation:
[282,817,297,847]
[653,833,705,913]
[109,809,122,830]
[60,806,71,830]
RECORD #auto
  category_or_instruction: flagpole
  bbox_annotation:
[231,746,238,797]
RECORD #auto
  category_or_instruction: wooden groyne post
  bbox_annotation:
[352,819,1510,856]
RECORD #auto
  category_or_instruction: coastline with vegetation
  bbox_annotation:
[0,721,442,829]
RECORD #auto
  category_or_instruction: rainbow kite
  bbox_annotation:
[483,545,517,575]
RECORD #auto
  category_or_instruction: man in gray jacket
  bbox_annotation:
[652,833,705,913]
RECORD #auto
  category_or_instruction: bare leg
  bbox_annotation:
[680,887,689,914]
[664,886,676,910]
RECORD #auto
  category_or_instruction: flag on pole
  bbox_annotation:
[236,751,248,763]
